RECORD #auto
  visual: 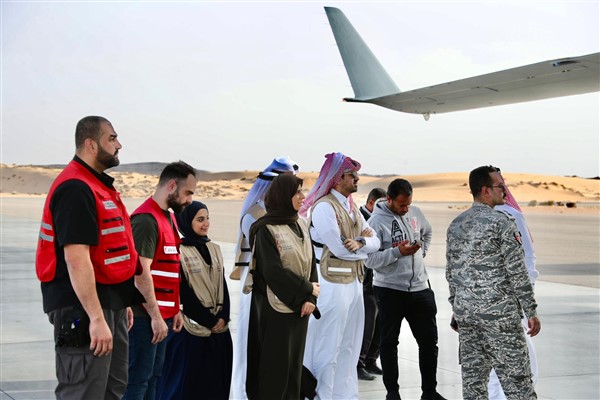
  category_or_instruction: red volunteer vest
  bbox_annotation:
[36,160,137,284]
[131,197,181,319]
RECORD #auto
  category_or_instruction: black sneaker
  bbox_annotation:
[420,392,447,400]
[386,392,401,400]
[365,363,383,375]
[357,367,375,381]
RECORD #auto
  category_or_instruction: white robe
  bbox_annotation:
[488,205,539,399]
[231,207,262,400]
[302,190,380,400]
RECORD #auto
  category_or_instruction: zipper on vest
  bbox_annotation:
[155,288,174,293]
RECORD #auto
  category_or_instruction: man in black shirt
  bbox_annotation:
[36,116,142,399]
[357,187,387,381]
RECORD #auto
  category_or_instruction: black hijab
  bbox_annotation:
[176,200,211,247]
[249,174,303,246]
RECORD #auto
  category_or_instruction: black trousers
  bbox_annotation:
[358,290,381,368]
[374,286,439,395]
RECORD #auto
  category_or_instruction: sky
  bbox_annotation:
[2,1,599,177]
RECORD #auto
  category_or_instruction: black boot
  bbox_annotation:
[357,367,375,381]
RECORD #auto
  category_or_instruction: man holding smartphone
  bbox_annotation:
[365,179,446,400]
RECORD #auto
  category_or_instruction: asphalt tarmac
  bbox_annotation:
[1,199,598,399]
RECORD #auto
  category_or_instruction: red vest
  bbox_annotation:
[131,197,181,319]
[36,160,137,284]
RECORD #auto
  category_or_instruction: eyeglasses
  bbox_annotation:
[343,171,359,180]
[487,184,506,191]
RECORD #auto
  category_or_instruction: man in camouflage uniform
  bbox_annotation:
[446,165,541,399]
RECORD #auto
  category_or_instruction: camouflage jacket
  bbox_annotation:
[445,202,537,325]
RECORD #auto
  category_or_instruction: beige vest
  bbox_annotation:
[179,242,229,337]
[310,194,364,284]
[230,203,266,280]
[263,221,313,313]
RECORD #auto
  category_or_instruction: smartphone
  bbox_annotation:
[410,239,423,247]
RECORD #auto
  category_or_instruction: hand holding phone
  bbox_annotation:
[410,239,423,247]
[398,239,421,256]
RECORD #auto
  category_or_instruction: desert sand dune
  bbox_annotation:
[2,164,598,206]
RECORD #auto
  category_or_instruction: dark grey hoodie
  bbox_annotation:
[365,201,432,292]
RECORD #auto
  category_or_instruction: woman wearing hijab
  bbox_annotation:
[156,201,233,400]
[246,174,320,400]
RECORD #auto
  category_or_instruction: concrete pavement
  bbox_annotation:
[1,213,598,399]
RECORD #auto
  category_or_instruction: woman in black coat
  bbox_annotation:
[246,174,320,400]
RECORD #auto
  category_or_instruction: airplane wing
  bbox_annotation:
[324,7,600,118]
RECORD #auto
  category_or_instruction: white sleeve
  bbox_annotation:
[311,202,369,261]
[511,212,538,284]
[496,205,538,284]
[241,213,257,240]
[355,214,380,254]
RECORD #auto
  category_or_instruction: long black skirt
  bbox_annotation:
[157,327,233,400]
[246,292,309,400]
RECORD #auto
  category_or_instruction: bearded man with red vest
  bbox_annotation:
[123,161,197,400]
[36,116,143,399]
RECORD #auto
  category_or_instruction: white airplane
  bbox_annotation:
[324,7,600,120]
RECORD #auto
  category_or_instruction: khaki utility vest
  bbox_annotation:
[230,204,266,280]
[309,194,364,284]
[263,221,312,313]
[179,242,228,337]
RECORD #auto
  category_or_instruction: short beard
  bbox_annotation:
[97,147,120,169]
[167,191,186,214]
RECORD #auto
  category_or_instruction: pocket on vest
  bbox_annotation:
[324,257,353,275]
[267,286,294,313]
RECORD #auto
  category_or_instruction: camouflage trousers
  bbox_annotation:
[459,321,536,400]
